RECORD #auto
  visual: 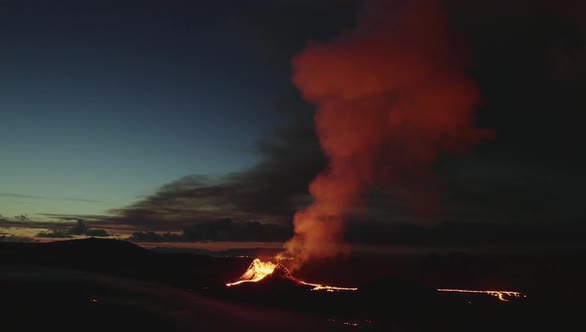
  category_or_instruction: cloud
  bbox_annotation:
[182,218,290,242]
[38,213,112,222]
[344,220,586,248]
[0,219,44,229]
[0,192,103,203]
[0,218,111,239]
[124,218,586,248]
[436,158,586,224]
[36,228,73,239]
[35,219,110,239]
[113,96,326,230]
[14,214,29,222]
[129,218,291,243]
[0,234,36,243]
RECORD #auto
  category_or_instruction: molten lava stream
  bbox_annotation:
[226,258,357,292]
[436,288,525,302]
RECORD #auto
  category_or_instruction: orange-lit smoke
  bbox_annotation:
[284,0,493,266]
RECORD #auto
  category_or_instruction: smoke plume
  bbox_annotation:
[284,0,493,266]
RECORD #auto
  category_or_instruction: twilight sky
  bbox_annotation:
[0,1,291,217]
[1,0,585,249]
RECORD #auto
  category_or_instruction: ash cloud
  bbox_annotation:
[284,0,494,266]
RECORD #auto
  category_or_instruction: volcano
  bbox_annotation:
[226,258,357,292]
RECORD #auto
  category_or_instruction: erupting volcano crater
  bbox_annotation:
[226,258,357,292]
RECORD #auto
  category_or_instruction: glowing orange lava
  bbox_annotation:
[296,280,358,292]
[226,259,277,287]
[226,258,357,292]
[437,288,525,302]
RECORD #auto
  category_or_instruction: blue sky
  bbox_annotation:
[0,1,281,219]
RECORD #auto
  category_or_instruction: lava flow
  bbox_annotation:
[437,288,525,302]
[226,258,357,292]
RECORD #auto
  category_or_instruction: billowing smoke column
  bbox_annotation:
[284,0,493,267]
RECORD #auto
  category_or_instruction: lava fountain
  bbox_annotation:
[226,258,357,292]
[226,259,279,287]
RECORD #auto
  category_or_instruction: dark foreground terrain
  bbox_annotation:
[1,238,583,331]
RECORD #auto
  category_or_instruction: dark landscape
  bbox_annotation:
[2,238,583,331]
